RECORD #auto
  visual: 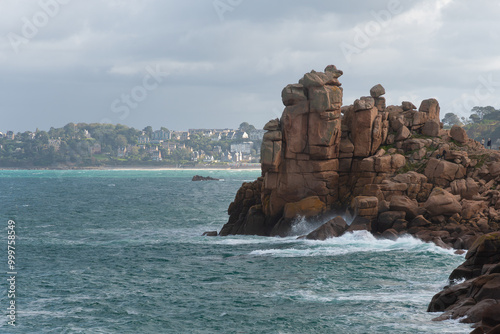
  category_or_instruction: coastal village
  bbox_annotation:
[0,124,265,168]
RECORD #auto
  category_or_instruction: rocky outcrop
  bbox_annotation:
[219,178,267,236]
[221,65,499,248]
[260,65,343,222]
[217,64,500,334]
[428,232,500,333]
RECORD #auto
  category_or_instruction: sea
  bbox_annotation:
[0,169,472,334]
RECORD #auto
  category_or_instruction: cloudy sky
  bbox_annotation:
[2,0,500,133]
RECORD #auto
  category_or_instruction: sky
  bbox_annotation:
[1,0,500,133]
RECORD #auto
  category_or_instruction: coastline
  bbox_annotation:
[0,165,261,171]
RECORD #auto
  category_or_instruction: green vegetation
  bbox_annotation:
[0,122,262,168]
[411,133,433,139]
[443,106,500,146]
[470,154,489,169]
[397,160,426,174]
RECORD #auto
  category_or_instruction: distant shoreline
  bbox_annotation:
[0,166,261,171]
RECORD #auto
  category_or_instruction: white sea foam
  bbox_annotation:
[249,231,464,258]
[250,247,350,257]
[211,236,293,246]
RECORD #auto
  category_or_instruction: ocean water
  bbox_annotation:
[0,169,471,334]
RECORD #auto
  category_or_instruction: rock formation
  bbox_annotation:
[220,65,499,246]
[218,64,500,333]
[428,232,500,333]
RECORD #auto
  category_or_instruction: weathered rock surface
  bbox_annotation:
[222,64,497,242]
[219,64,500,333]
[428,232,500,332]
[305,216,348,240]
[451,124,469,143]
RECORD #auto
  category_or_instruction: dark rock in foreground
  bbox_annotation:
[192,175,219,181]
[428,232,500,333]
[202,231,218,237]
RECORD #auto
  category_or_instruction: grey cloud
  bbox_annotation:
[1,0,500,132]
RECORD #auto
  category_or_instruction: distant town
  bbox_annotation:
[0,122,265,168]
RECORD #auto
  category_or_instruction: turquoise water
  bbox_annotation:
[0,169,471,333]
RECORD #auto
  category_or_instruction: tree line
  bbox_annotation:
[0,122,259,168]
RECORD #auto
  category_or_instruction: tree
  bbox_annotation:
[441,113,462,128]
[469,114,481,124]
[471,106,496,120]
[143,126,153,136]
[63,123,77,138]
[239,122,256,133]
[116,135,128,147]
[468,106,500,123]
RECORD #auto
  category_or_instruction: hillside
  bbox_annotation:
[457,106,500,148]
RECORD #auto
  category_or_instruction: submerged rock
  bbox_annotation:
[192,175,219,181]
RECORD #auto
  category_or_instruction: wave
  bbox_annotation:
[249,231,463,258]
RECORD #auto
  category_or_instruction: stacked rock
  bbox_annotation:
[260,65,344,232]
[221,64,499,243]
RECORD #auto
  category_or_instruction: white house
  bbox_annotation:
[249,130,265,141]
[230,142,254,155]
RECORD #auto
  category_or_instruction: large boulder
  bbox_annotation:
[353,96,375,111]
[261,138,282,173]
[424,187,462,217]
[424,158,466,187]
[450,125,468,143]
[352,107,378,157]
[370,84,386,98]
[450,178,479,200]
[301,70,341,88]
[395,125,411,141]
[264,119,280,131]
[389,195,419,219]
[283,196,326,219]
[422,120,440,137]
[306,216,348,240]
[281,84,307,106]
[324,64,343,78]
[282,101,309,155]
[376,211,406,232]
[419,98,440,122]
[351,196,378,218]
[461,200,487,220]
[402,101,417,111]
[309,86,342,113]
